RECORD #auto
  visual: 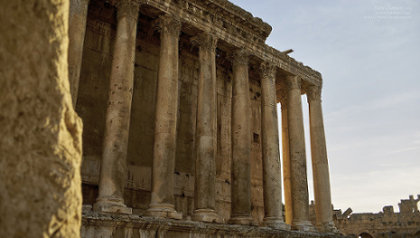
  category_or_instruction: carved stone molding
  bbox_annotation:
[306,85,322,103]
[260,62,276,80]
[232,49,249,66]
[191,33,218,52]
[116,0,140,21]
[158,14,182,38]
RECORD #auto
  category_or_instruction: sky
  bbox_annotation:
[230,0,420,213]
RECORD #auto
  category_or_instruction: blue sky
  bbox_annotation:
[230,0,420,213]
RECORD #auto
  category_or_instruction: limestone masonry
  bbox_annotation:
[330,195,420,238]
[70,0,341,237]
[1,0,343,237]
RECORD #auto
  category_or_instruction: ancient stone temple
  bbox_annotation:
[70,0,341,237]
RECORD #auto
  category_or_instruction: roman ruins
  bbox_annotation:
[1,0,344,237]
[70,0,342,237]
[331,195,420,238]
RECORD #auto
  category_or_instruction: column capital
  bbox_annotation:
[306,85,322,103]
[232,49,250,66]
[116,0,140,21]
[286,75,302,90]
[260,62,277,80]
[158,14,182,38]
[191,33,218,52]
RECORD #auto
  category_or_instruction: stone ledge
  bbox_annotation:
[82,211,348,238]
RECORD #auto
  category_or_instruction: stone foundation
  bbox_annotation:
[82,210,346,238]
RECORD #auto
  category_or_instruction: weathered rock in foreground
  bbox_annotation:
[0,0,83,237]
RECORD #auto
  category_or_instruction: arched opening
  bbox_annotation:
[359,232,373,238]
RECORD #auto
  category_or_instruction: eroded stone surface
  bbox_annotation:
[0,0,82,237]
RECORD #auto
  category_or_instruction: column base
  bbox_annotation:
[263,217,290,230]
[147,203,183,220]
[318,221,340,233]
[94,197,132,214]
[291,220,317,232]
[229,216,254,225]
[193,209,223,223]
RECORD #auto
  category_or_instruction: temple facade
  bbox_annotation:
[70,0,341,237]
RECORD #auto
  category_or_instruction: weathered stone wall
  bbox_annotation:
[0,0,83,237]
[332,195,420,238]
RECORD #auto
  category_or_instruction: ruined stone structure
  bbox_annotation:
[69,0,341,237]
[332,195,420,238]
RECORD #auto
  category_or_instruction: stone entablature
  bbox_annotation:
[115,0,322,86]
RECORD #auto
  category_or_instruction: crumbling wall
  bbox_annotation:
[0,0,83,237]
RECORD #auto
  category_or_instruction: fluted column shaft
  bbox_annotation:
[147,15,182,219]
[68,0,90,107]
[286,76,315,231]
[260,63,288,229]
[280,93,293,225]
[192,33,220,222]
[95,0,139,214]
[229,50,253,225]
[307,86,337,232]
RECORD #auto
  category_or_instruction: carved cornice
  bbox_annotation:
[306,85,322,103]
[108,0,322,86]
[260,62,276,80]
[232,49,249,66]
[116,0,140,21]
[158,14,182,38]
[191,33,218,52]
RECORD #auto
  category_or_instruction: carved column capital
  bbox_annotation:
[286,75,301,90]
[116,0,140,21]
[306,85,322,103]
[158,15,182,38]
[191,32,218,52]
[260,62,277,80]
[232,49,250,66]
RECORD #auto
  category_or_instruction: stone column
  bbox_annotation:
[229,50,253,225]
[147,15,182,220]
[286,76,315,231]
[94,0,139,214]
[192,33,221,222]
[307,85,338,232]
[280,92,293,225]
[260,63,289,229]
[68,0,90,107]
